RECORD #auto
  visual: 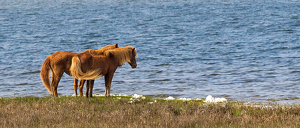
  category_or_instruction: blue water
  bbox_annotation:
[0,0,300,104]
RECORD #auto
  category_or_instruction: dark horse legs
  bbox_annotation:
[86,80,94,97]
[77,80,94,97]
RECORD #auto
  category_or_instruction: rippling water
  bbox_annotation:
[0,0,300,104]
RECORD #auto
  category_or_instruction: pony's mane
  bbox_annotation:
[86,44,119,55]
[104,46,137,66]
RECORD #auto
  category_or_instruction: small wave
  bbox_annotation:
[281,97,300,100]
[291,71,300,74]
[20,70,40,75]
[25,12,40,15]
[290,15,299,19]
[209,73,219,76]
[156,70,163,73]
[149,79,171,82]
[83,33,102,38]
[154,63,169,66]
[292,21,300,26]
[16,83,30,86]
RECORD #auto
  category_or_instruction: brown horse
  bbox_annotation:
[40,44,119,97]
[70,46,137,97]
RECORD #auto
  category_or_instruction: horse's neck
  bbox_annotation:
[106,55,125,67]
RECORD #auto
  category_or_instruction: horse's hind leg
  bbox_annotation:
[79,80,86,96]
[51,72,63,97]
[86,80,90,98]
[74,79,79,96]
[85,80,94,97]
[89,80,94,97]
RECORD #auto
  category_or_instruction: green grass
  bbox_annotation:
[0,95,300,127]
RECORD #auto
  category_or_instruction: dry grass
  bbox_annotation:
[0,96,300,128]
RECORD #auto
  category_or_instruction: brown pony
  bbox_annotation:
[40,44,119,97]
[70,46,137,97]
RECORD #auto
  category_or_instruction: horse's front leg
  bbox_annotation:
[104,73,114,97]
[79,80,86,96]
[74,78,78,96]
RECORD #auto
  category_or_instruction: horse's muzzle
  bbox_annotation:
[131,64,137,68]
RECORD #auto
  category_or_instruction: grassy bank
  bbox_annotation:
[0,95,300,127]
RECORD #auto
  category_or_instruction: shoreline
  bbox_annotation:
[2,93,300,106]
[2,93,300,105]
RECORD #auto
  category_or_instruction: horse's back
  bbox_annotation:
[51,51,75,57]
[49,51,78,75]
[77,53,111,75]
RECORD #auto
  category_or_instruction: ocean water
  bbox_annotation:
[0,0,300,104]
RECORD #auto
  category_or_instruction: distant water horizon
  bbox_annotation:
[0,0,300,104]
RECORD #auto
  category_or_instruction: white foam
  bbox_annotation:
[71,94,129,97]
[148,102,154,104]
[69,94,227,104]
[204,95,227,103]
[71,94,87,97]
[93,94,105,97]
[117,94,128,96]
[178,98,192,101]
[165,96,175,100]
[132,94,143,99]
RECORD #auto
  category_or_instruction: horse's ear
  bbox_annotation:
[132,48,137,56]
[115,44,118,48]
[109,52,114,57]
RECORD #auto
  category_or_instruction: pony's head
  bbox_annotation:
[104,46,137,68]
[128,47,137,68]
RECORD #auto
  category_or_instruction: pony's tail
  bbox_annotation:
[40,57,52,95]
[70,56,102,80]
